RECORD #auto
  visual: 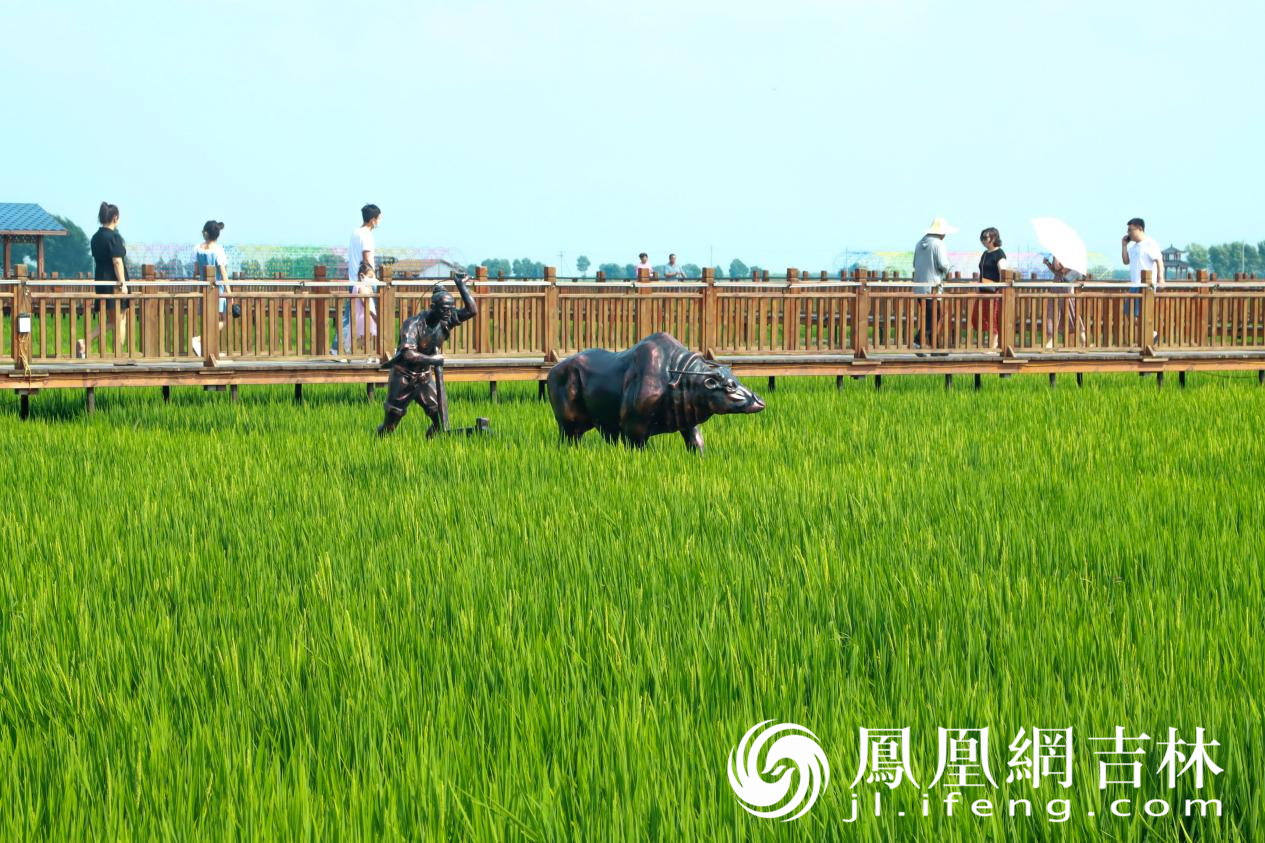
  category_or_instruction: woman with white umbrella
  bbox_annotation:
[1032,218,1088,349]
[1041,255,1086,347]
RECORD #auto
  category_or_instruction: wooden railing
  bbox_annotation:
[6,264,1265,379]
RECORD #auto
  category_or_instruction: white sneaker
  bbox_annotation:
[1044,339,1054,350]
[191,336,202,357]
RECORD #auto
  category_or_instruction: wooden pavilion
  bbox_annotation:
[1,203,67,278]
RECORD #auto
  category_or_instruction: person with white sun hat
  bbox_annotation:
[912,217,957,350]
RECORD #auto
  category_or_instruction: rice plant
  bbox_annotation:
[0,373,1259,840]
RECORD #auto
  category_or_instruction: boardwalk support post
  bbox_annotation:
[202,265,219,367]
[12,273,30,371]
[473,265,489,355]
[1000,271,1017,355]
[313,265,330,356]
[141,264,160,358]
[377,264,393,363]
[635,267,651,338]
[853,269,870,359]
[1141,270,1156,355]
[543,267,558,363]
[701,267,717,356]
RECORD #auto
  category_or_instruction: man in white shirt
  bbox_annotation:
[337,203,381,355]
[350,204,380,286]
[662,253,686,281]
[1121,217,1164,317]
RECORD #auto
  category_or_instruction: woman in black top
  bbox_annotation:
[975,227,1007,350]
[81,201,129,357]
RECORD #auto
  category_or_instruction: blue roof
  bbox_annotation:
[0,203,67,234]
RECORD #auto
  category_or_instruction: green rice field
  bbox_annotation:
[0,374,1260,840]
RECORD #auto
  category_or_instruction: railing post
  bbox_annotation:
[702,266,717,355]
[313,264,329,355]
[543,266,558,360]
[999,269,1016,354]
[378,264,393,362]
[595,270,606,283]
[202,264,219,366]
[12,272,29,370]
[1195,269,1210,347]
[141,264,159,357]
[635,267,652,338]
[784,268,799,351]
[853,267,869,358]
[473,265,489,354]
[1140,269,1156,353]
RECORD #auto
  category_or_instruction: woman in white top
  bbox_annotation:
[191,220,232,358]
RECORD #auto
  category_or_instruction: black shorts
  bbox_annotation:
[93,284,131,310]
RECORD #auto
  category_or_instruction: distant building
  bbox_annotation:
[1162,245,1189,280]
[374,257,465,280]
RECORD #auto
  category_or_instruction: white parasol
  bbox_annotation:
[1031,217,1089,277]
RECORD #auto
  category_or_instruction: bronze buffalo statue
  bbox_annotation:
[546,332,764,452]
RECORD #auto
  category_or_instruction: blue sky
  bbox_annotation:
[4,0,1258,272]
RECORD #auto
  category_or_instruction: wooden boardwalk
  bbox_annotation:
[5,264,1265,416]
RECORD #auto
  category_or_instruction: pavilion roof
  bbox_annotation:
[0,203,67,236]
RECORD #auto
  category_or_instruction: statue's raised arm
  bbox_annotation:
[453,272,478,324]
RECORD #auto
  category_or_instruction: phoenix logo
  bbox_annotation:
[727,721,830,822]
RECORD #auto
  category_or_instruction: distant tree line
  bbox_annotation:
[1185,241,1265,278]
[459,256,771,280]
[463,258,549,278]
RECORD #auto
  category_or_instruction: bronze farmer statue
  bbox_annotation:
[377,273,477,436]
[547,332,764,453]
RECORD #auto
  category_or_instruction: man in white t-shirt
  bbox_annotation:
[336,203,381,356]
[1121,217,1163,323]
[1122,216,1164,290]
